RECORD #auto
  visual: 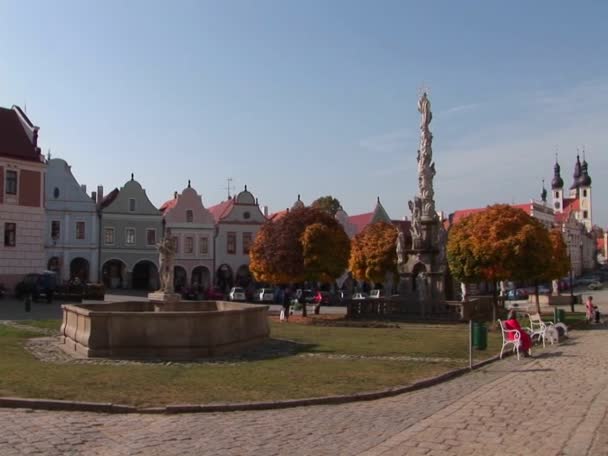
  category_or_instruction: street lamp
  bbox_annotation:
[568,233,575,313]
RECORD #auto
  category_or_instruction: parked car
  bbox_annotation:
[352,292,368,300]
[15,272,57,302]
[369,289,385,299]
[313,291,331,305]
[507,288,528,300]
[229,287,246,301]
[295,289,315,304]
[588,281,603,290]
[257,288,275,302]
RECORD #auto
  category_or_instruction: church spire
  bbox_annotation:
[541,179,547,203]
[551,154,564,190]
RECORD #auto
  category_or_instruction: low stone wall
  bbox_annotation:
[60,301,269,360]
[527,295,580,306]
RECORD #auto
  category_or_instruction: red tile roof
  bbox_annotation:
[0,106,41,161]
[347,212,374,236]
[99,188,119,209]
[268,209,289,222]
[208,199,234,222]
[597,238,605,252]
[554,198,580,224]
[159,198,177,213]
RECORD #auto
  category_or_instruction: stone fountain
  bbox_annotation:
[60,229,269,359]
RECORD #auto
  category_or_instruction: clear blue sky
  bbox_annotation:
[1,1,607,225]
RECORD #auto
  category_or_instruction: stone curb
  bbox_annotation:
[0,354,501,414]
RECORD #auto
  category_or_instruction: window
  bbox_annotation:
[129,198,136,212]
[173,236,179,253]
[185,236,194,254]
[243,211,251,220]
[555,191,559,199]
[186,210,193,223]
[227,232,236,254]
[104,227,114,245]
[75,221,85,240]
[53,187,60,199]
[199,237,209,255]
[51,221,60,240]
[4,223,16,246]
[242,232,252,254]
[146,229,156,246]
[554,202,560,210]
[583,210,588,219]
[5,170,17,195]
[583,189,587,197]
[126,228,136,245]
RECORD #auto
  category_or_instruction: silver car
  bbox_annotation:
[229,287,246,301]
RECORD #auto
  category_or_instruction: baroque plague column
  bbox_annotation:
[397,92,447,315]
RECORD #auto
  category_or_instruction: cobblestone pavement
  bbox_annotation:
[2,328,608,455]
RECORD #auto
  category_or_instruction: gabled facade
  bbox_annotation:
[208,186,266,292]
[99,174,162,289]
[160,181,216,291]
[0,106,46,289]
[336,197,392,239]
[45,158,99,282]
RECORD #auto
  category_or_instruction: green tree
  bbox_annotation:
[311,195,342,217]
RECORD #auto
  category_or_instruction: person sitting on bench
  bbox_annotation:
[504,310,533,357]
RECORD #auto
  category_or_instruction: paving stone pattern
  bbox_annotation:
[2,329,608,455]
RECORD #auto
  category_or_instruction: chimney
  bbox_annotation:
[81,184,87,193]
[97,185,104,204]
[91,191,97,202]
[174,191,178,199]
[263,205,269,217]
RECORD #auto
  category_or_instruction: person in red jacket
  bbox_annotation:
[504,310,532,357]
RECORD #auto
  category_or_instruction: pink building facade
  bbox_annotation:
[0,106,46,289]
[160,182,216,292]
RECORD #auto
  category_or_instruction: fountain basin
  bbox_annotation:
[60,301,270,359]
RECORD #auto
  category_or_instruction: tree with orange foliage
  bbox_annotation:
[447,204,552,316]
[348,221,398,285]
[543,229,570,291]
[249,207,350,316]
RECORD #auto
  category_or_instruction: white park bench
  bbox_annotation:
[526,313,567,346]
[497,319,523,360]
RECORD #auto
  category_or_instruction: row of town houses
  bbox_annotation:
[0,105,602,293]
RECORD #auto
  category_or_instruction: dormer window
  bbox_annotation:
[53,187,60,199]
[186,210,193,223]
[129,198,136,212]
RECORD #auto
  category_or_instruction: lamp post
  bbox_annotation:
[568,233,575,313]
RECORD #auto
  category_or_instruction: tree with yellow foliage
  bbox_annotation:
[447,204,553,316]
[348,221,398,285]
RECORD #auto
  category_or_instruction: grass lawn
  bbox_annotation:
[0,319,502,406]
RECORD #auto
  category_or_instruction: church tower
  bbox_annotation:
[551,158,564,213]
[578,156,592,231]
[569,155,582,198]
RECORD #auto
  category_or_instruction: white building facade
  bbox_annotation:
[45,158,99,282]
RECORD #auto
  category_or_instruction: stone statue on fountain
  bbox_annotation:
[148,228,180,306]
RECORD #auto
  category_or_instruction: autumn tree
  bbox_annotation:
[311,195,342,217]
[249,207,350,316]
[447,204,553,317]
[348,221,398,285]
[542,229,570,292]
